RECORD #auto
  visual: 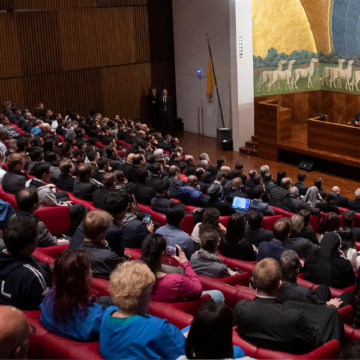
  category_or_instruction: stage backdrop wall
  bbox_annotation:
[0,0,176,121]
[253,0,360,99]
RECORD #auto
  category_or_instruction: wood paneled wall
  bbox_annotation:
[0,0,175,120]
[255,90,360,131]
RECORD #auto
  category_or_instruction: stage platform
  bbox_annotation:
[278,124,360,169]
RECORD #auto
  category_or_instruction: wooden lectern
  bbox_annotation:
[257,99,292,161]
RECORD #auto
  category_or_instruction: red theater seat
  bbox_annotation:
[181,214,195,235]
[33,245,68,264]
[269,206,292,217]
[232,327,341,359]
[117,150,126,158]
[344,323,360,343]
[66,192,95,211]
[219,216,230,227]
[95,141,106,149]
[125,248,141,260]
[117,140,131,148]
[263,215,282,230]
[57,135,64,142]
[0,188,18,209]
[5,140,9,149]
[2,163,8,170]
[34,206,71,236]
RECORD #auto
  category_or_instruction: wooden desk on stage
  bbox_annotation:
[257,99,292,161]
[308,118,360,158]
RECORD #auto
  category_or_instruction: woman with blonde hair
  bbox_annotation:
[100,261,186,359]
[287,215,318,259]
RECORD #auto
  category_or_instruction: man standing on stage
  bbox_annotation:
[148,87,158,130]
[158,89,174,134]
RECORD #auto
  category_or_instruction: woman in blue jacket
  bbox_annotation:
[40,249,105,341]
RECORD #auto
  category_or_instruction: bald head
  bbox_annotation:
[289,186,299,197]
[187,175,198,188]
[0,306,29,359]
[332,186,340,194]
[231,177,242,190]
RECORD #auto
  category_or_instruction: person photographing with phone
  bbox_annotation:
[141,233,224,303]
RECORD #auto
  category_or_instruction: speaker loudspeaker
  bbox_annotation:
[298,160,315,171]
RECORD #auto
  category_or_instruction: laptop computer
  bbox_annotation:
[232,196,251,212]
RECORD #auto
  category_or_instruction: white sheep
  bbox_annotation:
[290,58,319,90]
[329,60,354,90]
[257,60,286,91]
[267,60,296,91]
[320,59,345,86]
[350,71,360,92]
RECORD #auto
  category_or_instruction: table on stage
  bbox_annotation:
[307,117,360,158]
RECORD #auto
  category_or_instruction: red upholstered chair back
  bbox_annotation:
[57,135,64,142]
[181,214,194,235]
[34,206,71,236]
[2,163,7,170]
[219,216,230,227]
[32,245,68,264]
[263,215,282,230]
[0,189,18,210]
[269,206,292,217]
[117,140,131,148]
[94,141,106,149]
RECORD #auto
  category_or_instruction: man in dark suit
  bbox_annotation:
[158,89,174,134]
[245,169,257,188]
[268,177,291,208]
[129,167,157,206]
[158,134,172,152]
[292,172,308,197]
[147,163,162,190]
[151,180,176,214]
[148,87,159,130]
[163,165,186,198]
[125,153,146,184]
[283,186,313,214]
[264,173,277,194]
[348,188,360,213]
[198,160,214,184]
[245,210,273,247]
[194,167,208,194]
[342,210,360,242]
[332,186,349,208]
[278,249,356,308]
[235,258,324,355]
[125,129,137,145]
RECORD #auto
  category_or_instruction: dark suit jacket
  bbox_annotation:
[335,193,349,208]
[151,195,176,214]
[158,95,174,116]
[264,181,277,194]
[292,181,308,196]
[147,174,161,190]
[206,198,236,216]
[130,182,157,206]
[148,93,158,115]
[203,171,214,184]
[73,179,99,201]
[125,135,136,145]
[282,196,310,214]
[286,237,319,258]
[197,180,208,194]
[56,174,75,193]
[245,225,273,247]
[348,226,360,242]
[235,298,323,354]
[348,199,360,213]
[91,170,106,183]
[92,188,118,210]
[268,187,289,208]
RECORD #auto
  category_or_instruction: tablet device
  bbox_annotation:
[232,197,250,212]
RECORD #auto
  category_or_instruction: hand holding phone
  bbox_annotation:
[144,214,151,225]
[169,244,187,265]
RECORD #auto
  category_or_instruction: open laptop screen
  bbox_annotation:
[232,196,250,212]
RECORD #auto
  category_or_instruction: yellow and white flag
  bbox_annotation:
[207,51,216,115]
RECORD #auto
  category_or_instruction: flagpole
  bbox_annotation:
[206,33,225,128]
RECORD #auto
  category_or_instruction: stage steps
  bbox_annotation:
[239,135,258,156]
